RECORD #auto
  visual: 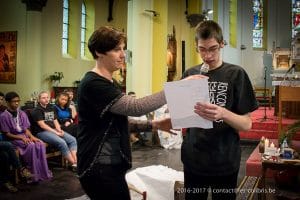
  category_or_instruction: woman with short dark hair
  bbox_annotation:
[77,26,201,200]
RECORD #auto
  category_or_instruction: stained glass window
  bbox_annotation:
[253,0,264,48]
[80,2,87,58]
[62,0,69,55]
[292,0,300,38]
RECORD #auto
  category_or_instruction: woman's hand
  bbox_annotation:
[65,121,71,127]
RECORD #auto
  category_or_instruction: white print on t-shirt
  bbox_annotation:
[44,111,55,122]
[209,81,228,123]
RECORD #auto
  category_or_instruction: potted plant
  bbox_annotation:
[278,120,300,146]
[47,72,64,86]
[73,79,81,87]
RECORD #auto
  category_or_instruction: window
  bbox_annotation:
[252,0,266,49]
[292,0,300,38]
[80,2,87,58]
[62,0,69,55]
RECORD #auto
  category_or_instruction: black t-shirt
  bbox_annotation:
[77,71,129,176]
[181,62,259,176]
[30,103,57,134]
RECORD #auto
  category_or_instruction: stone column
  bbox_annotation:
[22,0,47,94]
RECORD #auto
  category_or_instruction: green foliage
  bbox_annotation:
[48,72,64,82]
[278,120,300,145]
[73,80,81,87]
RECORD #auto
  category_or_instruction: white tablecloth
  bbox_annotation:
[126,165,184,200]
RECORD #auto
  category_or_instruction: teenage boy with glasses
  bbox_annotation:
[181,20,259,200]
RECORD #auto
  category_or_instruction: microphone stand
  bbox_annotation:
[258,66,272,122]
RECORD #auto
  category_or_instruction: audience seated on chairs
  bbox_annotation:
[0,91,7,113]
[0,92,52,183]
[0,140,32,192]
[30,91,77,171]
[54,92,78,138]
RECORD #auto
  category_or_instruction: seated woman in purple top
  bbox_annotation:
[0,92,52,182]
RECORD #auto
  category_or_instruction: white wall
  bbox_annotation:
[0,0,292,100]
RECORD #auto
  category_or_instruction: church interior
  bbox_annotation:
[0,0,300,199]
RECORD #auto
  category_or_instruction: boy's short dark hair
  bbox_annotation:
[5,91,19,102]
[88,26,126,59]
[0,92,4,97]
[195,20,223,44]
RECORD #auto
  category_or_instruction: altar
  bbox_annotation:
[271,73,300,118]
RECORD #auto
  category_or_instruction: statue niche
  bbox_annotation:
[167,26,177,81]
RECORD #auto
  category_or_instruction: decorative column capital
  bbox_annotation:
[22,0,47,11]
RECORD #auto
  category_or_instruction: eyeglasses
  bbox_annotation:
[197,45,220,55]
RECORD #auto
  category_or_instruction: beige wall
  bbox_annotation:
[0,0,127,101]
[0,0,292,102]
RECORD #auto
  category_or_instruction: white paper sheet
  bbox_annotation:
[164,79,213,129]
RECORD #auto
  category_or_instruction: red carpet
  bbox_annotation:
[239,107,300,140]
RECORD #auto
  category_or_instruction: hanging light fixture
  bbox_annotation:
[186,9,213,27]
[204,9,213,15]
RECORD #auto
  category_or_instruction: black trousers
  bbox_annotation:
[0,141,21,183]
[184,168,239,200]
[79,164,130,200]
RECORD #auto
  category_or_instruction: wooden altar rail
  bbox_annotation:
[278,86,300,135]
[275,86,300,118]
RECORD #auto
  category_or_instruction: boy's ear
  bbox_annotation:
[220,41,225,48]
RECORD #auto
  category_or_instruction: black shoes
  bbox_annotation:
[3,182,18,193]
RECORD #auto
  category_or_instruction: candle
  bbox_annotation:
[270,142,275,148]
[265,138,269,149]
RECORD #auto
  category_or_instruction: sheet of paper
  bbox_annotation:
[164,79,213,129]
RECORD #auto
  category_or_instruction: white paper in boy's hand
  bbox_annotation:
[164,79,213,129]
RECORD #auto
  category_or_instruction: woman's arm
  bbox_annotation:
[110,75,205,117]
[129,117,172,133]
[110,91,166,117]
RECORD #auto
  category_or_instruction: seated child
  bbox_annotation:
[0,92,52,182]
